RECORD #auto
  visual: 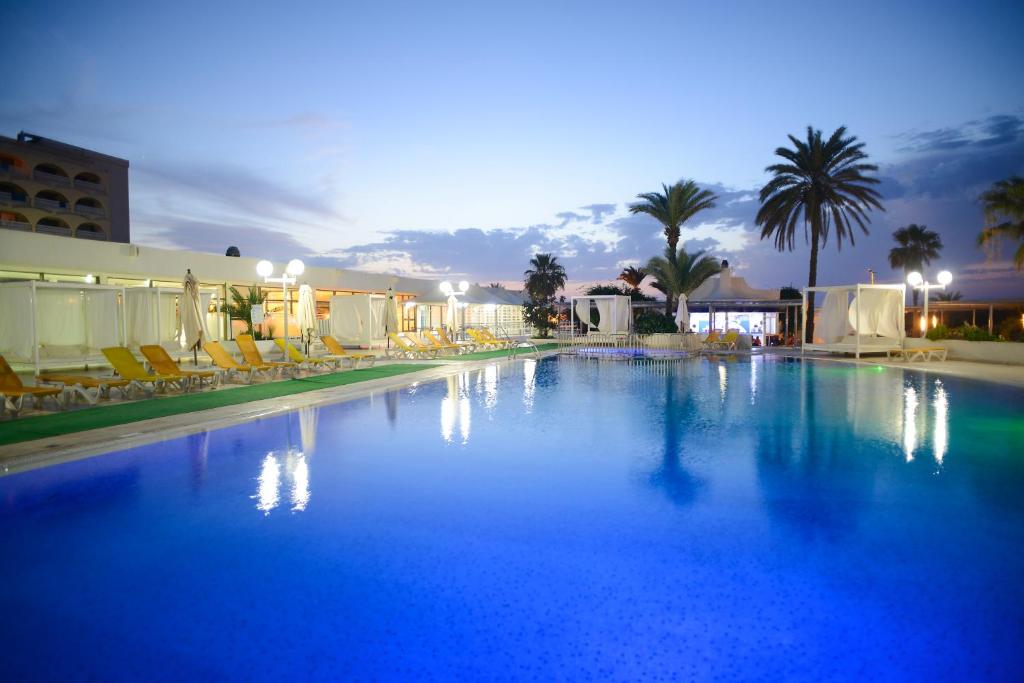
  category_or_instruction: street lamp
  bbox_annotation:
[907,270,952,337]
[257,259,305,355]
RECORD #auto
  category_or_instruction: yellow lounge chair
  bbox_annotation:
[273,339,339,371]
[37,373,131,404]
[141,345,219,389]
[203,341,272,383]
[1,355,64,416]
[709,330,740,351]
[477,328,512,348]
[236,335,296,376]
[406,331,457,356]
[320,335,376,368]
[700,330,721,350]
[101,347,188,394]
[387,332,437,359]
[436,327,476,352]
[421,330,463,355]
[466,329,502,349]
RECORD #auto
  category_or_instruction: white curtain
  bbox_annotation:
[817,291,850,343]
[329,296,365,343]
[84,291,121,350]
[612,296,632,333]
[0,285,34,360]
[575,298,592,330]
[37,288,86,351]
[849,289,903,338]
[370,296,386,339]
[595,299,612,333]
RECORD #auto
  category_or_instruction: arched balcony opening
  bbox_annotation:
[74,171,105,193]
[75,222,106,240]
[35,216,72,236]
[34,189,71,213]
[0,182,29,207]
[1,153,29,176]
[33,162,71,186]
[0,211,31,232]
[74,196,105,218]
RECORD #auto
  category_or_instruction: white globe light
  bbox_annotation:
[906,271,923,287]
[937,270,953,286]
[256,260,274,277]
[440,281,453,294]
[286,258,305,276]
[458,280,469,293]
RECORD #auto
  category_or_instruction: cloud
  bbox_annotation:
[895,113,1024,154]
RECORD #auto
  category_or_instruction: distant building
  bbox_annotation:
[0,131,130,243]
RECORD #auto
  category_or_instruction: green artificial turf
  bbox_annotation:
[440,342,558,361]
[0,364,438,447]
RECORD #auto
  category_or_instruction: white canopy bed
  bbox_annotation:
[569,295,633,336]
[802,283,906,358]
[0,281,127,373]
[328,293,387,348]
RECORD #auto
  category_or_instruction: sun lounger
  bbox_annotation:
[476,328,513,348]
[236,335,297,376]
[203,341,273,383]
[437,327,476,352]
[387,333,437,359]
[273,339,339,371]
[1,355,65,416]
[901,346,949,362]
[466,329,503,349]
[101,347,188,394]
[36,373,131,404]
[407,331,458,356]
[700,330,721,350]
[421,330,464,354]
[141,345,219,388]
[707,331,739,351]
[320,335,376,368]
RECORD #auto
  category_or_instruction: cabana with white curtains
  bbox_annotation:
[803,283,906,358]
[0,281,127,373]
[124,287,221,350]
[328,293,386,347]
[570,295,633,335]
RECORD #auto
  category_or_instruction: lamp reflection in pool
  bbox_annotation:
[254,453,282,515]
[903,387,918,462]
[522,359,536,410]
[933,380,948,465]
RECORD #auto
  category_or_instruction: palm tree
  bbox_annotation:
[220,286,269,337]
[629,180,718,254]
[978,176,1024,269]
[524,253,567,299]
[617,265,647,292]
[756,126,883,341]
[645,246,721,315]
[888,224,943,306]
[931,290,962,302]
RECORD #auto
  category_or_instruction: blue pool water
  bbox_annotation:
[2,356,1023,681]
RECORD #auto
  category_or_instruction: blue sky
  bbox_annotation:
[5,0,1024,297]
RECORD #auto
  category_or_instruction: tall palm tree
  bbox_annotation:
[978,176,1024,269]
[645,246,721,315]
[617,265,647,292]
[888,224,943,306]
[523,253,567,300]
[629,180,718,254]
[756,126,883,341]
[931,290,962,302]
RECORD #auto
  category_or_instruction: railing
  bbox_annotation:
[556,330,703,356]
[33,169,71,186]
[34,196,70,212]
[74,178,105,193]
[0,190,28,206]
[75,229,107,240]
[0,218,31,231]
[35,223,72,236]
[75,204,106,218]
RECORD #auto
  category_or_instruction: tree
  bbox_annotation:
[978,176,1024,269]
[488,282,505,289]
[629,181,717,254]
[756,126,883,341]
[888,224,943,306]
[617,266,647,292]
[220,286,270,338]
[931,290,962,301]
[645,246,721,315]
[585,283,654,302]
[523,253,567,337]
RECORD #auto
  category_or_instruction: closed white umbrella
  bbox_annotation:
[445,293,459,333]
[297,284,317,354]
[674,294,690,332]
[182,269,208,364]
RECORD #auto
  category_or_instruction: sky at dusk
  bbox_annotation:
[5,0,1024,298]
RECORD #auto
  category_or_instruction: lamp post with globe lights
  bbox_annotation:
[257,259,305,356]
[907,269,952,337]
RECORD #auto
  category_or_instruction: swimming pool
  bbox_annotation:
[2,356,1022,681]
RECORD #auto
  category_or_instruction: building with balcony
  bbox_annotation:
[0,131,129,243]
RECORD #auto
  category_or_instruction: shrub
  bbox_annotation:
[998,317,1024,342]
[925,324,950,341]
[635,311,679,334]
[958,324,998,342]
